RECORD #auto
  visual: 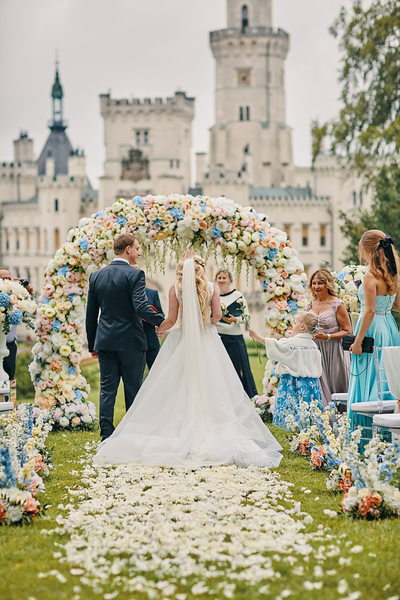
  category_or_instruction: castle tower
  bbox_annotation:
[37,62,73,176]
[203,0,294,193]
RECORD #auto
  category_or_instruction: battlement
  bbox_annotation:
[100,90,195,116]
[210,26,289,45]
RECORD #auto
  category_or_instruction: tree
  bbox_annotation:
[324,0,400,171]
[340,163,400,262]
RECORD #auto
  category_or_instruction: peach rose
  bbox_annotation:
[25,496,39,515]
[71,416,81,426]
[0,504,6,521]
[358,493,382,517]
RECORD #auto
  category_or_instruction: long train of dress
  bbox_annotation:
[94,323,282,468]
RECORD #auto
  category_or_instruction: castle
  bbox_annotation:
[1,0,368,324]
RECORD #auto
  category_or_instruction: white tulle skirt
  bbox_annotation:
[94,325,282,468]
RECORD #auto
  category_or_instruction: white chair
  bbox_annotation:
[0,401,14,415]
[331,392,348,411]
[372,347,400,442]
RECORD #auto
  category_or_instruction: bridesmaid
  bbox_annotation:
[215,269,257,398]
[306,268,352,408]
[348,230,400,432]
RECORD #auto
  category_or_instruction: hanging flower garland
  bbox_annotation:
[31,194,306,429]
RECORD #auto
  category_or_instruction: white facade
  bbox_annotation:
[197,0,370,275]
[0,69,97,292]
[99,91,195,207]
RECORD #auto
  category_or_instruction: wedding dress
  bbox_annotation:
[94,259,282,468]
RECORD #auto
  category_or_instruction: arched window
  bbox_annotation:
[241,5,249,31]
[54,198,59,212]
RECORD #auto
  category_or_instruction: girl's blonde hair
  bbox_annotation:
[358,230,400,295]
[297,312,318,335]
[176,251,210,327]
[308,268,338,298]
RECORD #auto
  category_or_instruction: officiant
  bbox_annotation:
[215,269,257,398]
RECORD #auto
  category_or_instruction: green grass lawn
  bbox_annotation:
[1,353,399,599]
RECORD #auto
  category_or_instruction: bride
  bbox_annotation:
[94,251,282,468]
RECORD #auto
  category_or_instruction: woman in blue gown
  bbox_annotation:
[348,230,400,434]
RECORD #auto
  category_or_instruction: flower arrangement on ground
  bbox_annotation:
[0,404,52,525]
[250,394,274,423]
[31,194,306,428]
[285,400,400,519]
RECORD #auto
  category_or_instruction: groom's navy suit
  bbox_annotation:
[86,259,164,439]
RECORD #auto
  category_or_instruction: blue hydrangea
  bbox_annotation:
[170,207,183,220]
[0,292,10,307]
[212,225,222,238]
[41,297,50,304]
[336,271,346,280]
[94,210,105,218]
[132,196,143,207]
[259,230,266,240]
[200,202,207,213]
[79,238,89,251]
[52,319,62,332]
[67,294,76,302]
[68,366,77,376]
[58,267,68,277]
[154,218,163,226]
[263,281,269,290]
[287,300,298,313]
[8,309,23,325]
[117,216,127,226]
[74,389,83,401]
[195,195,203,199]
[268,248,277,260]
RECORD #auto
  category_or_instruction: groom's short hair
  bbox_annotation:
[114,233,137,255]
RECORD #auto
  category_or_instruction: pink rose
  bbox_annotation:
[70,352,80,365]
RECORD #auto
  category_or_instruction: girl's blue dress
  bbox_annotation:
[273,374,322,430]
[348,283,400,432]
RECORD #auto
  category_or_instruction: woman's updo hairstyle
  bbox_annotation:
[359,230,400,294]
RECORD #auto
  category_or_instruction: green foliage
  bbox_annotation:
[324,0,400,170]
[340,163,400,262]
[311,120,328,166]
[15,351,35,400]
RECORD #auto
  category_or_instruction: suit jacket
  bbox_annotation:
[85,260,164,352]
[143,288,165,350]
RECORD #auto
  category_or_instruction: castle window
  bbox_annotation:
[359,190,363,206]
[136,131,141,146]
[238,69,251,86]
[239,107,244,121]
[5,230,9,251]
[54,198,59,212]
[16,230,20,251]
[26,229,30,250]
[54,228,60,251]
[241,5,249,31]
[170,160,174,168]
[36,228,41,251]
[246,106,250,120]
[302,224,309,247]
[353,191,357,206]
[283,224,291,239]
[144,131,149,145]
[320,224,327,247]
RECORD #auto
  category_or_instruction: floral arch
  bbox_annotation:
[30,194,307,429]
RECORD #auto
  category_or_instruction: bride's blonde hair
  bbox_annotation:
[176,251,210,327]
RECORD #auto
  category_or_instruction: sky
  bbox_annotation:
[0,0,346,186]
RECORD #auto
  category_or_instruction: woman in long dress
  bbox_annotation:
[306,268,352,408]
[348,230,400,432]
[94,252,282,468]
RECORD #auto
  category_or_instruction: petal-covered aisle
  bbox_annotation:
[48,444,361,599]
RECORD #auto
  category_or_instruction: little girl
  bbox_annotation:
[249,312,323,430]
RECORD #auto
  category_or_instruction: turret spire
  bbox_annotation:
[50,59,65,128]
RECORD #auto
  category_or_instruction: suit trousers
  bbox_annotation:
[97,347,146,439]
[146,345,160,370]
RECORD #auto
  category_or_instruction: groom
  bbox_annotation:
[86,233,164,440]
